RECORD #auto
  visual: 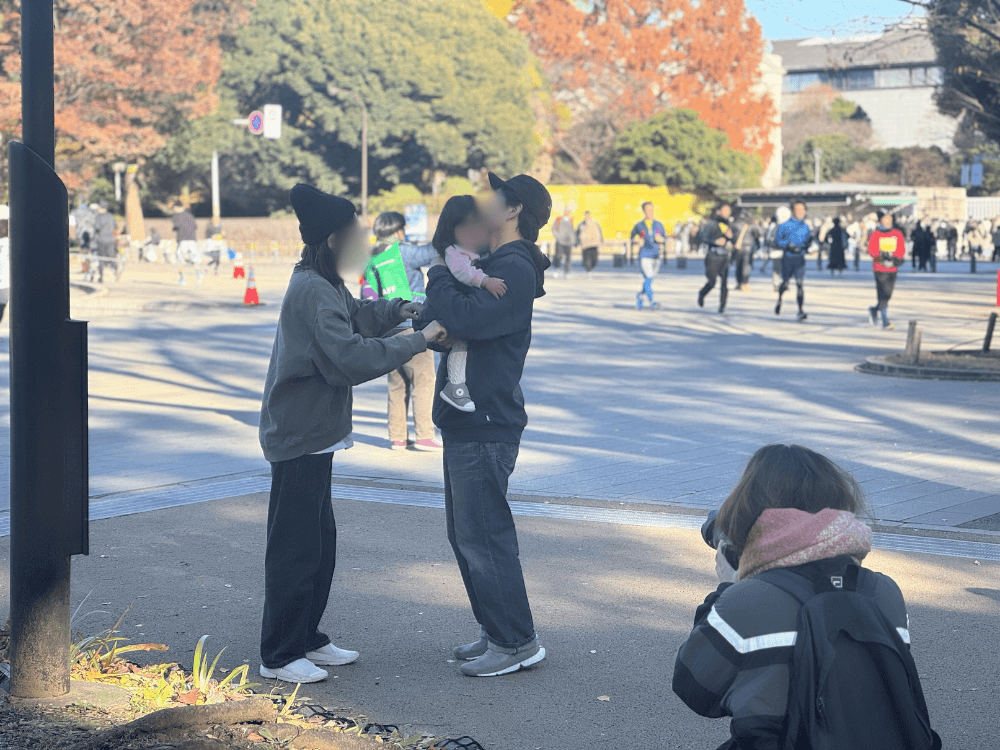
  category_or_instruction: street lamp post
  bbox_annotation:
[327,85,368,220]
[9,0,89,699]
[813,147,823,185]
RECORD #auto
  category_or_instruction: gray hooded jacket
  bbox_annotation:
[259,266,427,463]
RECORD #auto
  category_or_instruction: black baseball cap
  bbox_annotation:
[488,172,552,227]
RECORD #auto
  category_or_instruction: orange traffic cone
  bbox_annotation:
[243,266,260,306]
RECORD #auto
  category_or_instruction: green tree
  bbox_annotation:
[599,109,762,194]
[783,133,859,184]
[908,0,1000,146]
[148,0,540,215]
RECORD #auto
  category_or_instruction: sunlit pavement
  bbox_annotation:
[3,256,994,530]
[0,491,992,749]
[0,257,996,748]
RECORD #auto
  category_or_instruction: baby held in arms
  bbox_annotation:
[431,195,507,413]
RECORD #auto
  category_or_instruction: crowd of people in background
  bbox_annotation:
[542,200,1000,329]
[548,208,1000,276]
[68,200,229,286]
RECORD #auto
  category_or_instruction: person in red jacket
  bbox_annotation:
[867,211,906,330]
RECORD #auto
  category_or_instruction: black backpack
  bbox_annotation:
[759,564,942,750]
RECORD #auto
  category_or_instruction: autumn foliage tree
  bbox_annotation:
[508,0,776,182]
[0,0,247,192]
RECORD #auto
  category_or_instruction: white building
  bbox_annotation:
[771,19,959,152]
[757,51,785,189]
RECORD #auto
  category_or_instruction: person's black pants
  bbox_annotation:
[778,253,806,311]
[96,243,117,282]
[874,270,897,310]
[443,440,536,649]
[554,244,572,274]
[261,453,337,669]
[582,246,598,271]
[699,252,730,311]
[733,250,751,287]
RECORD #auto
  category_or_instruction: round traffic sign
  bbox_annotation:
[248,110,264,136]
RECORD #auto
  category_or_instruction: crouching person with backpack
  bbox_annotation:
[672,444,941,750]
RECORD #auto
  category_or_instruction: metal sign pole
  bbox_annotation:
[9,0,89,699]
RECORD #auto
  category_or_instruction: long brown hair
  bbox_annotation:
[716,444,867,555]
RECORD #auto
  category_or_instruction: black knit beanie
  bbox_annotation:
[290,184,357,245]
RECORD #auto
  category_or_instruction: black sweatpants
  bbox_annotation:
[874,270,897,310]
[699,251,730,311]
[733,250,752,287]
[582,246,598,272]
[261,452,337,669]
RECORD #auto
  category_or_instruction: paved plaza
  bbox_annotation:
[1,256,996,530]
[0,256,997,749]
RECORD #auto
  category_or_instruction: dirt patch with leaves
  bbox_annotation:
[0,619,484,750]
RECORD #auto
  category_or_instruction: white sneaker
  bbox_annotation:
[260,657,328,683]
[305,643,359,666]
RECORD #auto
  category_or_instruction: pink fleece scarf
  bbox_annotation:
[738,507,872,580]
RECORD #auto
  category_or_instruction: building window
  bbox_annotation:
[784,65,943,93]
[875,68,911,88]
[910,66,944,86]
[845,69,875,89]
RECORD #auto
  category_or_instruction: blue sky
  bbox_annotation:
[744,0,924,41]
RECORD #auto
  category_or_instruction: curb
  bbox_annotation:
[332,475,1000,546]
[872,520,1000,546]
[855,354,1000,381]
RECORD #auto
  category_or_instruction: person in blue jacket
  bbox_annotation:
[774,199,813,321]
[630,202,666,309]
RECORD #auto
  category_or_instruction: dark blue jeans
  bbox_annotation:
[443,440,536,650]
[261,453,336,669]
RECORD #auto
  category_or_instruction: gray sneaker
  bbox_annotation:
[453,628,488,661]
[459,637,546,677]
[440,382,476,412]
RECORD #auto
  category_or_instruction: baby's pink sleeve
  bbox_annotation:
[445,245,487,288]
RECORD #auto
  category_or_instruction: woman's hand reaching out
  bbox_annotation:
[420,320,449,345]
[399,301,423,320]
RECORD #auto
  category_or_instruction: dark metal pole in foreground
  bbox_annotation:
[9,0,89,699]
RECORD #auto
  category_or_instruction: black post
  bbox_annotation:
[985,312,997,353]
[9,0,89,699]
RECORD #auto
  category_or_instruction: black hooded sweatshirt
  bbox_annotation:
[418,238,550,444]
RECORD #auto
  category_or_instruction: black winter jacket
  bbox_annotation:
[672,555,909,750]
[417,239,549,444]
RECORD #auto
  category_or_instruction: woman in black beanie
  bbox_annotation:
[258,185,446,683]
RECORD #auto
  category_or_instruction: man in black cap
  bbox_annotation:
[258,184,447,684]
[417,172,551,677]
